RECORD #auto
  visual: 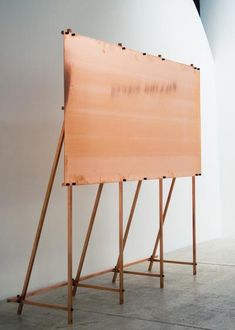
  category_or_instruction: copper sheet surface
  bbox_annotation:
[64,33,201,185]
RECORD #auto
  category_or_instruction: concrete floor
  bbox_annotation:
[1,238,235,330]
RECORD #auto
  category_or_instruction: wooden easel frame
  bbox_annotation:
[7,122,198,324]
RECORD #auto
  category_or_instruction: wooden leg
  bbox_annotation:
[67,186,73,324]
[73,183,104,296]
[17,122,64,315]
[159,178,164,288]
[112,181,142,283]
[119,182,124,304]
[148,178,176,272]
[192,176,197,275]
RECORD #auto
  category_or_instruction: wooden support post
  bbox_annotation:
[148,178,176,271]
[67,185,73,324]
[112,180,142,283]
[73,183,104,296]
[17,122,64,315]
[119,182,124,304]
[192,176,197,275]
[159,178,164,288]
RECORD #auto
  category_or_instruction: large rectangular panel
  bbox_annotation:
[64,33,201,184]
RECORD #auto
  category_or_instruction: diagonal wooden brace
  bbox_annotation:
[17,122,64,315]
[148,178,176,272]
[72,183,104,296]
[112,180,142,283]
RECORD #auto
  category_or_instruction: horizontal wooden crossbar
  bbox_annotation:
[79,267,114,282]
[7,297,18,303]
[78,257,150,282]
[153,258,197,266]
[77,283,120,293]
[123,257,150,268]
[7,281,68,303]
[22,299,68,311]
[123,270,161,277]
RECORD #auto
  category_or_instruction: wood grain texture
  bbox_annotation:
[64,34,201,184]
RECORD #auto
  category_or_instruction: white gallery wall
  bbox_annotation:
[201,0,235,237]
[0,0,220,299]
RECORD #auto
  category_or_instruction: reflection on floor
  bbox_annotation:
[1,238,235,330]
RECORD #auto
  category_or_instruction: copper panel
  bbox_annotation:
[64,34,201,185]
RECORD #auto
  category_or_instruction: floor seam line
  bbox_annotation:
[75,307,215,330]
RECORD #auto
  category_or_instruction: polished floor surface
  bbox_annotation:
[1,238,235,329]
